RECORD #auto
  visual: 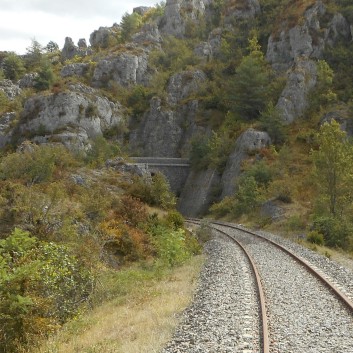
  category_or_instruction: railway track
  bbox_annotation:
[181,218,353,353]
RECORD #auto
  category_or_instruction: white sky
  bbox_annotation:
[0,0,158,54]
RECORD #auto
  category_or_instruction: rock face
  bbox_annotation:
[129,70,207,157]
[18,73,39,89]
[320,108,353,137]
[92,48,150,87]
[276,59,317,124]
[131,23,162,48]
[167,70,207,105]
[0,80,21,99]
[266,1,352,72]
[0,112,16,148]
[89,26,120,49]
[221,129,271,198]
[160,0,208,37]
[178,168,221,217]
[61,63,90,78]
[61,37,92,61]
[16,84,125,151]
[223,0,261,24]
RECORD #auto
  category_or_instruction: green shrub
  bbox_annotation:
[306,230,324,245]
[0,144,77,184]
[0,228,93,352]
[150,225,190,267]
[311,215,351,248]
[165,210,184,230]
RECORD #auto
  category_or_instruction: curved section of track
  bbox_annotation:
[190,218,353,352]
[187,219,270,353]
[208,219,353,314]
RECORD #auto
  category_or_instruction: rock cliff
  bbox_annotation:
[16,84,125,151]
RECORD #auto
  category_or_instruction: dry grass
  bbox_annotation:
[34,256,204,353]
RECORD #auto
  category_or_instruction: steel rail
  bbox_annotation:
[192,218,353,314]
[186,218,270,353]
[210,219,353,314]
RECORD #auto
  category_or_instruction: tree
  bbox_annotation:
[228,36,271,120]
[120,12,142,42]
[45,40,59,53]
[34,61,55,91]
[311,120,353,216]
[259,102,286,144]
[25,39,43,69]
[2,52,25,81]
[233,175,261,216]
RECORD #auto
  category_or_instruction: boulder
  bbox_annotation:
[221,129,271,197]
[320,109,353,137]
[260,199,286,221]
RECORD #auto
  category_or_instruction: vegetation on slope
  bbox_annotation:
[1,0,353,348]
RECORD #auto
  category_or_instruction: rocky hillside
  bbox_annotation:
[1,0,353,225]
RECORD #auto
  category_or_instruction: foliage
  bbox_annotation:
[311,120,353,216]
[121,12,143,42]
[189,134,212,170]
[227,36,271,120]
[149,36,199,74]
[45,41,59,53]
[311,215,351,248]
[85,136,121,167]
[99,218,149,262]
[25,39,44,70]
[324,40,353,102]
[149,225,191,267]
[0,144,77,184]
[165,210,184,230]
[259,102,287,144]
[2,52,26,81]
[126,172,176,210]
[0,228,93,352]
[306,230,324,245]
[233,175,262,216]
[34,61,55,91]
[127,85,153,118]
[116,195,148,227]
[243,160,273,187]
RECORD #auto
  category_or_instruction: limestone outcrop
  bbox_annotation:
[221,129,271,198]
[0,80,21,99]
[266,1,352,72]
[129,70,207,157]
[61,63,90,78]
[276,59,317,124]
[16,84,125,151]
[178,168,221,217]
[61,37,92,61]
[92,47,150,87]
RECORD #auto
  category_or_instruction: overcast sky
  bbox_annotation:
[0,0,158,54]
